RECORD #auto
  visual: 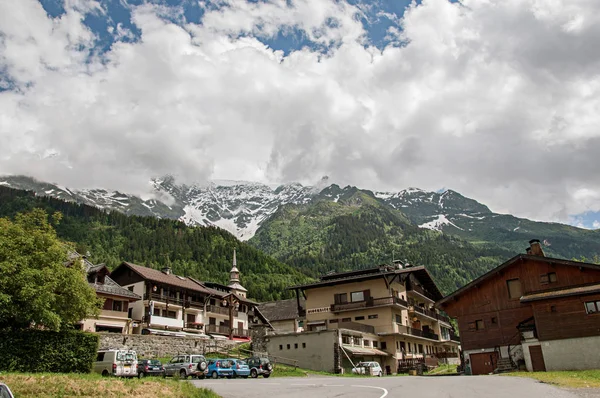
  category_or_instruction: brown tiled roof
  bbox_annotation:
[521,283,600,303]
[120,262,210,293]
[259,298,304,322]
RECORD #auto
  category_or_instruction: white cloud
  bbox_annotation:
[1,0,600,222]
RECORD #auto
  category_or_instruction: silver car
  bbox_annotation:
[0,383,15,398]
[164,354,208,379]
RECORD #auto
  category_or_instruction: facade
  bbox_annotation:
[79,259,141,334]
[258,298,305,333]
[437,239,600,374]
[110,252,262,340]
[281,262,460,374]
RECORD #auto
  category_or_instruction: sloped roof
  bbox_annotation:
[117,262,211,293]
[289,265,444,301]
[521,282,600,303]
[437,254,600,306]
[259,298,304,322]
[92,275,141,300]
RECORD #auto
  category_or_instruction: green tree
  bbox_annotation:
[0,209,101,331]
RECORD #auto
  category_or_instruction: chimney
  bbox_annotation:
[529,239,545,257]
[162,267,172,275]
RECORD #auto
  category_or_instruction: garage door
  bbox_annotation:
[469,352,498,375]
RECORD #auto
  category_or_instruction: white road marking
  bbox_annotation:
[351,385,389,398]
[290,383,316,386]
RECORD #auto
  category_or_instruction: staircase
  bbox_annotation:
[494,357,517,373]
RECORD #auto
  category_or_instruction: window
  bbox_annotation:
[342,335,352,344]
[541,272,558,285]
[351,291,365,302]
[334,293,348,304]
[112,300,123,312]
[491,317,497,325]
[364,340,371,347]
[153,307,161,316]
[287,344,290,349]
[279,345,283,350]
[355,316,365,321]
[550,305,557,313]
[96,352,105,361]
[329,319,339,324]
[128,286,134,292]
[506,279,522,299]
[341,317,351,322]
[302,343,306,348]
[395,314,402,324]
[167,310,177,319]
[476,320,484,330]
[294,343,298,349]
[381,342,387,350]
[353,337,361,346]
[298,320,304,327]
[373,341,378,348]
[585,301,600,314]
[368,314,378,319]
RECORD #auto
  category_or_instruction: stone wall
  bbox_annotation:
[98,333,240,358]
[250,325,270,356]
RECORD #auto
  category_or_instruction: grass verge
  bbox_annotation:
[0,373,221,398]
[426,364,458,375]
[503,370,600,388]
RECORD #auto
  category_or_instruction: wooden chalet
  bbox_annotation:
[437,239,600,374]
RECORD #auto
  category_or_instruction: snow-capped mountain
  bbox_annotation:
[2,175,597,255]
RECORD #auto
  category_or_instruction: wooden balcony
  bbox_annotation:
[206,324,230,335]
[330,296,408,313]
[408,299,449,323]
[398,325,439,341]
[407,284,436,301]
[206,305,238,317]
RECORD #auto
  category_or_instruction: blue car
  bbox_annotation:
[228,359,250,378]
[207,359,234,379]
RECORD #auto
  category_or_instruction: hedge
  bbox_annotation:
[0,330,99,373]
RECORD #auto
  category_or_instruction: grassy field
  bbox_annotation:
[426,364,458,375]
[0,373,221,398]
[504,370,600,388]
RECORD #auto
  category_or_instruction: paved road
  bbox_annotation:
[191,375,584,398]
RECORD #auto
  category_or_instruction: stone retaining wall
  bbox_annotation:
[98,333,240,358]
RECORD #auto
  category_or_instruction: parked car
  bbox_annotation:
[207,358,234,379]
[137,359,165,378]
[93,349,138,377]
[351,361,383,377]
[227,358,250,378]
[164,354,208,379]
[244,357,272,378]
[0,383,15,398]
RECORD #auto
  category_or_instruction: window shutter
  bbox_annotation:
[363,289,371,300]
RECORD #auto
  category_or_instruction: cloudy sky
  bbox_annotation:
[1,0,599,228]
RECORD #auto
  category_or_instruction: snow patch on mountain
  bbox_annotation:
[419,215,464,231]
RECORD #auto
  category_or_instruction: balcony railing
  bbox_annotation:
[437,314,451,324]
[449,332,460,343]
[398,325,439,341]
[149,315,184,329]
[206,305,238,317]
[232,328,250,337]
[330,296,408,313]
[144,293,184,305]
[407,284,436,301]
[338,321,375,334]
[408,300,450,323]
[206,324,230,335]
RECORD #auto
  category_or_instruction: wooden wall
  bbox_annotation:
[532,293,600,341]
[440,257,600,351]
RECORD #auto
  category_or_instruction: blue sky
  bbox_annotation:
[2,0,600,229]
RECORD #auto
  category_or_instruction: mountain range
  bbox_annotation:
[1,174,598,294]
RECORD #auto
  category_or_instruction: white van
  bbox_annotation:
[93,349,138,377]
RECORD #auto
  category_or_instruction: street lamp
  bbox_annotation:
[222,295,240,340]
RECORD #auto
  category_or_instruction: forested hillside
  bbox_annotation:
[0,186,310,301]
[250,189,516,294]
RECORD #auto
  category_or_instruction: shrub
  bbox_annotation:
[0,330,99,373]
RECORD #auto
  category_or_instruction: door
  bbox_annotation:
[529,345,546,372]
[469,352,498,375]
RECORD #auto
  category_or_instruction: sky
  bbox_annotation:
[0,0,599,229]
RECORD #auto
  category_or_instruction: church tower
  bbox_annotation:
[228,248,247,298]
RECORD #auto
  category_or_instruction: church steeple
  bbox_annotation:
[228,248,247,297]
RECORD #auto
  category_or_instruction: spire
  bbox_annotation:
[229,248,239,282]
